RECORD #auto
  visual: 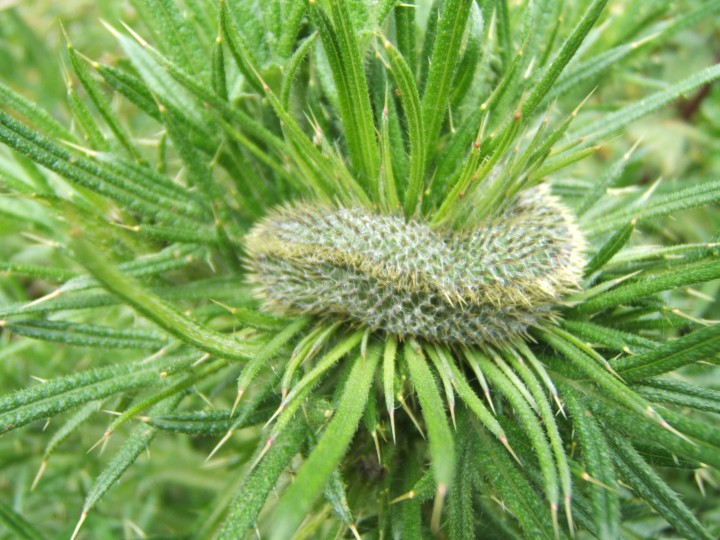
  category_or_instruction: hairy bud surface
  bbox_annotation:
[246,186,586,345]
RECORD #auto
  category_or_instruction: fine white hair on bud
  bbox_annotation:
[245,185,586,346]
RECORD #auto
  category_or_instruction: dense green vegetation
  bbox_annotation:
[1,1,719,538]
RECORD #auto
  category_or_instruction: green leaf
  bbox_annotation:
[572,63,720,142]
[4,320,167,350]
[220,0,306,69]
[0,354,194,434]
[42,401,99,462]
[440,348,511,453]
[576,144,635,216]
[381,38,425,216]
[268,346,379,540]
[635,378,720,415]
[280,32,318,110]
[280,322,340,392]
[573,258,720,313]
[424,345,456,427]
[271,329,364,442]
[390,449,424,540]
[0,500,46,540]
[216,419,306,539]
[615,324,720,381]
[92,62,161,122]
[324,469,354,527]
[585,180,720,237]
[248,63,361,204]
[592,400,720,470]
[552,1,720,101]
[218,0,265,92]
[104,360,229,437]
[421,0,472,165]
[563,390,620,540]
[149,377,276,435]
[61,243,206,292]
[383,335,398,440]
[378,90,401,212]
[0,111,208,225]
[75,394,183,538]
[394,2,417,75]
[211,29,228,101]
[64,79,109,151]
[440,112,522,225]
[71,236,253,361]
[530,145,599,181]
[219,19,367,204]
[561,320,658,354]
[235,316,310,395]
[329,0,379,185]
[467,350,561,521]
[608,432,713,540]
[449,2,483,108]
[447,412,476,540]
[495,0,512,69]
[67,43,140,159]
[472,419,557,539]
[112,27,211,130]
[159,106,240,265]
[540,328,675,433]
[0,81,74,141]
[585,219,636,274]
[428,107,483,205]
[522,0,609,117]
[129,0,208,78]
[0,262,77,282]
[503,346,572,533]
[405,341,455,510]
[480,2,537,119]
[310,1,378,189]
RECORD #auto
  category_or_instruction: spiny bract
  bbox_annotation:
[246,185,586,345]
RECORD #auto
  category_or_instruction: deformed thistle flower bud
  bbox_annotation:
[245,185,586,345]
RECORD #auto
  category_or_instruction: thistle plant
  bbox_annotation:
[1,1,719,539]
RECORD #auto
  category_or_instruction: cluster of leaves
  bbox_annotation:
[0,0,719,538]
